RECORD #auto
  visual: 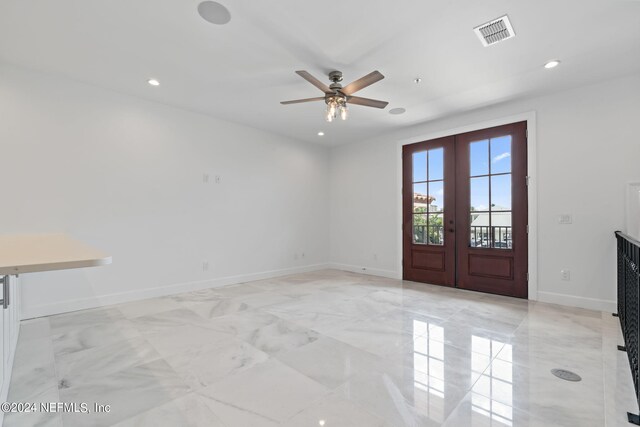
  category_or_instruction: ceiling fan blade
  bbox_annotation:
[341,71,385,96]
[280,97,325,105]
[347,96,389,109]
[295,70,332,94]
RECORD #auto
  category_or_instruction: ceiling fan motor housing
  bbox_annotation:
[328,71,344,94]
[328,70,343,83]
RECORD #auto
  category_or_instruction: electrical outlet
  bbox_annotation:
[214,175,221,184]
[301,252,305,258]
[560,269,571,281]
[202,261,209,272]
[203,173,209,184]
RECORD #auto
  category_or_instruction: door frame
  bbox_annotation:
[395,111,538,301]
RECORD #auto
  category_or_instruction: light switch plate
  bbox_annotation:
[559,214,573,224]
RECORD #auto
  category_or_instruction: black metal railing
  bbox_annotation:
[470,226,512,249]
[413,225,512,248]
[616,230,640,425]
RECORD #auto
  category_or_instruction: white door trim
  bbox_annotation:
[395,111,538,300]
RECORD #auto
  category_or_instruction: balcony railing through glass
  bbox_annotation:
[413,225,512,248]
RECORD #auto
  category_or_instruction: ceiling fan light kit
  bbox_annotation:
[325,71,347,122]
[281,69,388,122]
[325,94,347,122]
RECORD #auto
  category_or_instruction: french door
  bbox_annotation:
[402,121,528,298]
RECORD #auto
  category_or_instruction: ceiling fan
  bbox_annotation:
[281,70,389,122]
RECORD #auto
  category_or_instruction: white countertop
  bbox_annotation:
[0,233,112,275]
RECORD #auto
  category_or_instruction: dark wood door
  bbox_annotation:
[402,136,456,286]
[402,121,528,298]
[455,122,528,298]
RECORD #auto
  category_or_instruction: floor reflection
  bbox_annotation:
[412,319,446,423]
[410,319,515,425]
[471,337,513,426]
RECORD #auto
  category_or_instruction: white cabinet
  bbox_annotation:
[0,275,21,424]
[0,234,108,426]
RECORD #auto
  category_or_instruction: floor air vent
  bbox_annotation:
[474,15,515,47]
[551,369,582,382]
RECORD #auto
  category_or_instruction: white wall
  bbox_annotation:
[330,73,640,312]
[2,62,638,317]
[0,64,330,318]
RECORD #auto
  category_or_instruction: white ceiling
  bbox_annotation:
[1,0,639,145]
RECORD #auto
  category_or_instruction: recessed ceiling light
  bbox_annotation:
[389,107,406,115]
[544,60,561,69]
[198,1,231,25]
[317,131,325,136]
[414,78,422,84]
[147,79,160,86]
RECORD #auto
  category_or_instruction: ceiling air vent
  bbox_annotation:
[474,15,515,47]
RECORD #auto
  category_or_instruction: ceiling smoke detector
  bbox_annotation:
[474,15,515,47]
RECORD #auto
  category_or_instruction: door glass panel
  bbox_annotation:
[492,212,512,249]
[470,140,489,176]
[469,134,514,250]
[428,148,444,181]
[490,174,511,211]
[413,151,427,182]
[413,183,428,213]
[490,136,512,174]
[470,177,489,211]
[470,213,490,247]
[428,214,444,245]
[428,181,444,212]
[412,147,445,246]
[413,214,428,244]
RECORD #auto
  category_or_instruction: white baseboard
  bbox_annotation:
[328,262,401,280]
[22,263,330,319]
[536,291,616,313]
[24,263,615,318]
[330,263,616,313]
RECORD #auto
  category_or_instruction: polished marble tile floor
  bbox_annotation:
[4,270,637,426]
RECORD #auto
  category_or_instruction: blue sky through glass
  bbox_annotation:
[413,138,512,211]
[470,140,489,176]
[470,136,512,210]
[412,148,445,210]
[429,181,444,211]
[412,148,444,184]
[491,136,512,174]
[428,148,443,181]
[413,151,427,182]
